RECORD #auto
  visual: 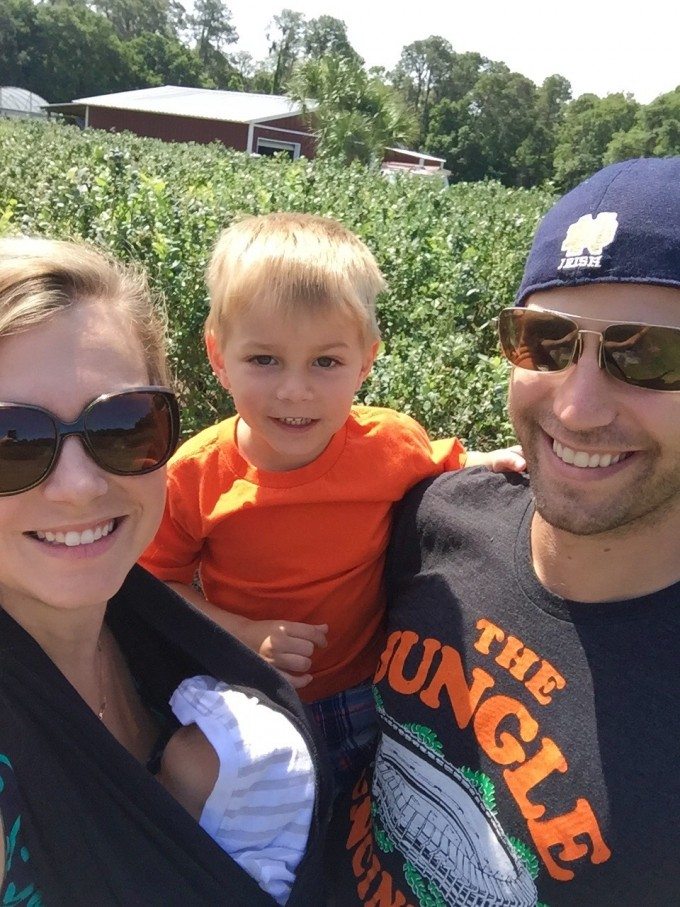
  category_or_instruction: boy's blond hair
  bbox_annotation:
[205,213,385,345]
[0,235,171,385]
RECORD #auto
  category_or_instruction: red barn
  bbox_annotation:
[46,85,317,159]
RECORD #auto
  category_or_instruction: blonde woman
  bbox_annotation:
[0,237,328,906]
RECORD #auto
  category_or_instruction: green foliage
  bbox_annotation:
[288,55,417,165]
[190,0,237,62]
[2,3,678,190]
[124,33,213,88]
[267,8,306,94]
[605,87,680,160]
[429,65,541,186]
[403,862,447,907]
[393,37,452,115]
[403,724,444,754]
[0,0,229,102]
[1,0,134,102]
[265,10,363,96]
[0,119,552,447]
[390,37,483,146]
[373,824,395,854]
[553,92,639,190]
[90,0,184,41]
[459,766,497,812]
[509,836,541,880]
[303,15,360,64]
[513,75,572,187]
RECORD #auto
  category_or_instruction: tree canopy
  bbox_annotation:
[3,0,679,187]
[288,54,416,164]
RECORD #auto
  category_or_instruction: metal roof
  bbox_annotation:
[385,146,446,164]
[69,85,313,124]
[0,86,48,116]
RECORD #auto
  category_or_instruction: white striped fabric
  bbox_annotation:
[170,676,315,905]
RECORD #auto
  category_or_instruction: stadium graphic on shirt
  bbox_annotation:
[372,714,537,906]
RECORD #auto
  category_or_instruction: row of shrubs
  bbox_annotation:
[0,119,553,447]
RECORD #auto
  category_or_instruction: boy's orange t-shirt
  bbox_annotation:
[140,406,465,702]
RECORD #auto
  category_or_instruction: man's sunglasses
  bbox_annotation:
[0,387,179,496]
[497,307,680,392]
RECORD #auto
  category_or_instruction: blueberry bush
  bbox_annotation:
[0,119,553,446]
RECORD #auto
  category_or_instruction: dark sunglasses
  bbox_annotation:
[498,307,680,392]
[0,387,179,496]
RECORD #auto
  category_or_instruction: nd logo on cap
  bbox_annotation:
[558,212,619,271]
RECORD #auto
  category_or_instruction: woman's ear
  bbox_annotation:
[205,330,230,392]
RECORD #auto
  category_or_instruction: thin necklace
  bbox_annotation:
[97,638,107,721]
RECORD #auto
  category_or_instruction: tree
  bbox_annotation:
[0,0,230,98]
[88,0,185,40]
[288,55,416,165]
[124,33,213,88]
[553,92,639,190]
[189,0,237,64]
[441,51,487,103]
[0,0,35,87]
[392,38,485,146]
[605,87,680,160]
[303,15,360,63]
[6,0,134,101]
[513,74,572,186]
[267,8,305,94]
[539,73,573,124]
[392,36,453,143]
[429,101,505,184]
[427,65,539,185]
[230,50,256,83]
[249,64,277,94]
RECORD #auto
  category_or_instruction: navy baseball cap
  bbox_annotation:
[515,157,680,306]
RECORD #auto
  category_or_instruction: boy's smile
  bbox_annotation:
[207,307,378,471]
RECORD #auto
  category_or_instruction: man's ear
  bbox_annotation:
[205,330,230,392]
[356,339,381,391]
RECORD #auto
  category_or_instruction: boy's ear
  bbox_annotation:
[205,330,231,392]
[356,339,381,390]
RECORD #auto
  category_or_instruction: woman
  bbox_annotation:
[0,237,329,906]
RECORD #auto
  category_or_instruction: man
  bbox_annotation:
[332,157,680,906]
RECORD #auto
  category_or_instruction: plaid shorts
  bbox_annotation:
[307,678,378,790]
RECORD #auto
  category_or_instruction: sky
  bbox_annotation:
[223,0,678,104]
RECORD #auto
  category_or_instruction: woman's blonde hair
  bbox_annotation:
[205,212,385,345]
[0,236,171,385]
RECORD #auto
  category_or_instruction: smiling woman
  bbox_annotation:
[0,237,328,906]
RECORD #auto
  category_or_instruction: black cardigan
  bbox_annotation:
[0,565,330,906]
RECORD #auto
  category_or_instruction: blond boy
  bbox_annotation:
[141,213,523,784]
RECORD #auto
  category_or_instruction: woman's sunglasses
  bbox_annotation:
[0,387,179,496]
[498,307,680,392]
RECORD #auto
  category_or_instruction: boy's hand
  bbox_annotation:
[465,445,526,473]
[244,620,329,689]
[166,582,328,689]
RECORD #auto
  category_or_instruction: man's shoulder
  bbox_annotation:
[401,466,531,525]
[424,464,530,499]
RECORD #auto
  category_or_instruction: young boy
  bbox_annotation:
[140,212,523,785]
